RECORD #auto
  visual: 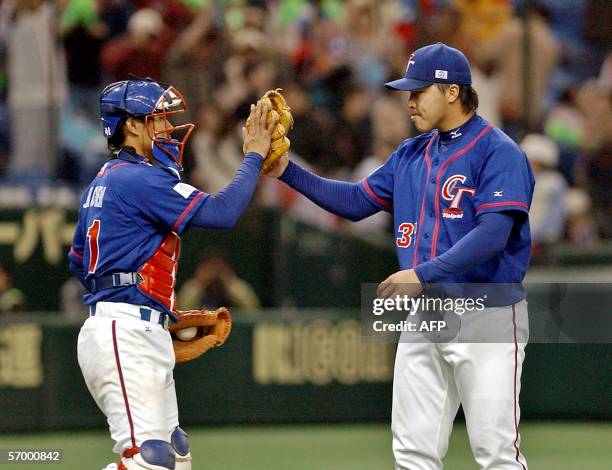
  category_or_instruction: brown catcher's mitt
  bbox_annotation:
[169,308,232,362]
[246,88,294,174]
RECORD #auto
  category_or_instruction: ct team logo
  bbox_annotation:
[441,175,475,219]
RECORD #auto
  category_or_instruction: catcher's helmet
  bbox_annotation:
[99,77,194,168]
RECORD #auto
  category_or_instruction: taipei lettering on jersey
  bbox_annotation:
[359,114,535,304]
[68,149,208,316]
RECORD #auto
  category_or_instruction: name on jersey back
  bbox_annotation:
[83,186,107,208]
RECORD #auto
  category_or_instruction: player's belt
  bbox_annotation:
[88,272,143,293]
[89,302,170,329]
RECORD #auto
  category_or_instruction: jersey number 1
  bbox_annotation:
[87,219,101,274]
[396,222,417,248]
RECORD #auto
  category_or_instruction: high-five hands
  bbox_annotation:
[245,89,293,175]
[243,100,275,158]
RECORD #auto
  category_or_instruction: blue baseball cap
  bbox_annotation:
[385,42,472,91]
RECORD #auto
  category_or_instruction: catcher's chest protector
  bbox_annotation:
[138,232,181,311]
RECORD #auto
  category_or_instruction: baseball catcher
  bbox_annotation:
[70,76,275,470]
[245,88,293,174]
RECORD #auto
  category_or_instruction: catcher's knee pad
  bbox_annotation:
[171,427,192,468]
[125,440,176,470]
[170,427,190,456]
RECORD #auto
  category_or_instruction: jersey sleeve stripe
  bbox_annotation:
[476,201,528,212]
[69,247,84,260]
[361,179,391,210]
[172,192,205,232]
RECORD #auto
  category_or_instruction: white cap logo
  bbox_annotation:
[435,70,448,79]
[405,54,416,74]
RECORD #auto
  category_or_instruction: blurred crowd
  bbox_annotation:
[0,0,610,263]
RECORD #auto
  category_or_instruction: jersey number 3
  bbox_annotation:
[396,222,417,248]
[87,219,101,273]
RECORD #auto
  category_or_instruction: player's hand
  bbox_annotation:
[243,100,275,158]
[263,153,289,178]
[377,269,423,299]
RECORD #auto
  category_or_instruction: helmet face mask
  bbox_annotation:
[99,78,194,169]
[145,86,194,170]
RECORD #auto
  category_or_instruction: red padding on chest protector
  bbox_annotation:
[138,233,181,311]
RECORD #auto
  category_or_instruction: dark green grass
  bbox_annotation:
[0,422,609,469]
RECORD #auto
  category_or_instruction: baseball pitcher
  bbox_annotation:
[267,43,534,469]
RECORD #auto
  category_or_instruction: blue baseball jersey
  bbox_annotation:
[68,149,208,314]
[359,114,535,303]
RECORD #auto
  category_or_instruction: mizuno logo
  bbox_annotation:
[494,191,503,197]
[450,130,462,139]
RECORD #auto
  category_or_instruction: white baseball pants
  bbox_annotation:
[77,302,179,456]
[392,300,529,470]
